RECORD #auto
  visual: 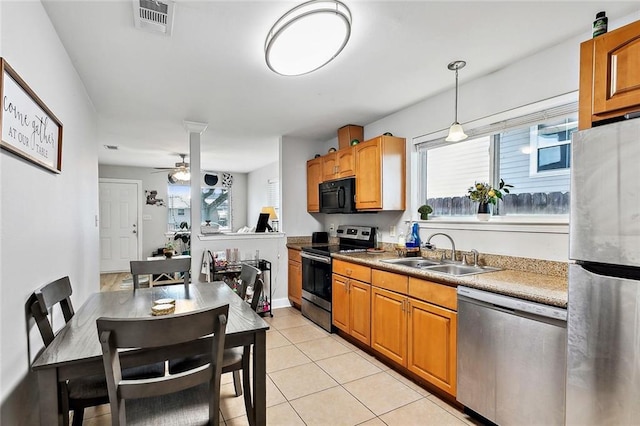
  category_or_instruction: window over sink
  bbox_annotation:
[416,99,576,218]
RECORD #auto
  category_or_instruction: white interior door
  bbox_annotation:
[99,180,141,272]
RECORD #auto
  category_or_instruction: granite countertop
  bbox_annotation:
[331,251,568,308]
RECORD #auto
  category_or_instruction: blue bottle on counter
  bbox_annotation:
[411,223,421,247]
[405,222,421,248]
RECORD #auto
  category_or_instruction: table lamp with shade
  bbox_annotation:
[261,206,278,232]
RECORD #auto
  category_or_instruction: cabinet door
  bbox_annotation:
[407,297,457,396]
[306,158,322,212]
[354,138,382,210]
[371,286,406,366]
[337,147,355,178]
[349,280,371,346]
[322,152,338,181]
[332,274,350,333]
[287,259,302,306]
[592,20,640,116]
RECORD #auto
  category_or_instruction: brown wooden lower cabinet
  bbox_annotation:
[407,297,457,396]
[371,286,407,365]
[333,260,458,397]
[332,273,371,346]
[371,283,458,397]
[287,249,302,307]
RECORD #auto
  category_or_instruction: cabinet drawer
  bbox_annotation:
[333,259,371,283]
[408,277,457,311]
[288,248,301,263]
[372,269,408,294]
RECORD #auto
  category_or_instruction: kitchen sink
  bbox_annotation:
[423,264,501,276]
[380,258,501,276]
[380,258,441,268]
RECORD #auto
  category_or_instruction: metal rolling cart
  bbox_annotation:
[213,258,272,317]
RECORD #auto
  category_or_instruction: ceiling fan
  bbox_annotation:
[154,153,191,183]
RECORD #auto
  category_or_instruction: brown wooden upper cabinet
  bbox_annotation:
[354,135,406,211]
[322,147,355,181]
[579,19,640,129]
[306,157,322,212]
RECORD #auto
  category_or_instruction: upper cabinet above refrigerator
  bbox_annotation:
[579,19,640,130]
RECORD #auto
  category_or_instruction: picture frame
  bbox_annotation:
[1,58,63,173]
[255,213,272,233]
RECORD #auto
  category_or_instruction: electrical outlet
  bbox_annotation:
[390,225,396,237]
[329,223,335,232]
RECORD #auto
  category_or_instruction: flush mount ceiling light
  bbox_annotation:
[265,0,352,76]
[445,60,468,142]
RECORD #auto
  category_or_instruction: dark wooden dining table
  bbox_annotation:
[32,282,269,426]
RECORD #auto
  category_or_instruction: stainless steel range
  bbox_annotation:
[300,225,376,332]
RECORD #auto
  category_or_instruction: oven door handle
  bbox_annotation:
[301,251,332,264]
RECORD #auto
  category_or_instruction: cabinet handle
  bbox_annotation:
[401,300,405,312]
[346,279,350,292]
[407,300,411,315]
[346,268,352,275]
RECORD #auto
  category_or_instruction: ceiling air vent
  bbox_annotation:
[132,0,175,35]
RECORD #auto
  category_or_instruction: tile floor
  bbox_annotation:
[84,275,483,425]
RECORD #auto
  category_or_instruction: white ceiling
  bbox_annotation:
[41,1,638,173]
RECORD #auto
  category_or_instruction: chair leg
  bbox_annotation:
[241,348,254,426]
[232,370,243,397]
[71,408,84,426]
[60,384,71,426]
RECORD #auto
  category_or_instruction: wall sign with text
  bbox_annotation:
[1,58,63,173]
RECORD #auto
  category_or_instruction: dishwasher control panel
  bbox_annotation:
[457,286,567,321]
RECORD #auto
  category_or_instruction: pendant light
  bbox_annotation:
[445,60,468,142]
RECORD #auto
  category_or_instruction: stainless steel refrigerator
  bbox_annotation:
[567,118,640,425]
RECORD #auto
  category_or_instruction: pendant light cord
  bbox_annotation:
[454,68,459,123]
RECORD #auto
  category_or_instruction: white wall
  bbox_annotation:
[316,14,638,262]
[280,135,325,236]
[0,2,99,424]
[229,172,248,231]
[247,161,278,226]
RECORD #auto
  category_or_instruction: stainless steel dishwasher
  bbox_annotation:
[457,286,567,425]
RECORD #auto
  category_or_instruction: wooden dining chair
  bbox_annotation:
[130,257,191,289]
[169,263,263,407]
[97,305,229,426]
[28,276,164,426]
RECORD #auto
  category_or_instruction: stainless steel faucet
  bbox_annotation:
[469,249,479,267]
[426,233,456,262]
[461,249,480,266]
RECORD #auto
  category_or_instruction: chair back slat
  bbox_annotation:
[238,263,261,300]
[29,276,75,346]
[130,258,190,289]
[249,278,264,312]
[97,305,228,425]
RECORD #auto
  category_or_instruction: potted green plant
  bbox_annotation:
[163,242,175,258]
[467,179,513,220]
[418,204,433,220]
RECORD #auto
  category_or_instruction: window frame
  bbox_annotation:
[528,119,575,178]
[167,182,233,232]
[412,93,577,228]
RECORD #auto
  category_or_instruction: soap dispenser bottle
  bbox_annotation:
[411,223,421,248]
[405,223,417,248]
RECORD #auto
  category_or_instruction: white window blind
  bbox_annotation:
[416,101,578,149]
[267,178,279,214]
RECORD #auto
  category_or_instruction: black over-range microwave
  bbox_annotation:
[319,177,357,214]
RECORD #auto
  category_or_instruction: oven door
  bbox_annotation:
[301,251,332,310]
